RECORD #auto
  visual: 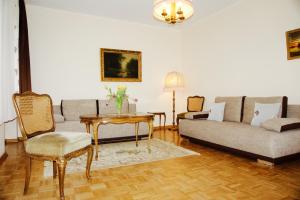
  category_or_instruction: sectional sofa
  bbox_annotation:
[179,96,300,164]
[52,99,149,143]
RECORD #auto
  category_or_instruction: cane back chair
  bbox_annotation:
[177,96,205,125]
[13,92,93,200]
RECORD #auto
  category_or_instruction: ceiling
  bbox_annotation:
[25,0,240,28]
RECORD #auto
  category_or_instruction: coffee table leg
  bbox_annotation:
[147,119,153,153]
[135,122,139,147]
[92,122,100,160]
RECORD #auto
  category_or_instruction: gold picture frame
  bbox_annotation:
[101,48,142,82]
[286,28,300,60]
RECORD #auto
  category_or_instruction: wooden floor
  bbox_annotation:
[1,129,300,200]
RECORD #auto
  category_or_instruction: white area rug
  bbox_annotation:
[44,139,199,177]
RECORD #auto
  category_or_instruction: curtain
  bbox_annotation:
[18,0,31,93]
[0,0,19,124]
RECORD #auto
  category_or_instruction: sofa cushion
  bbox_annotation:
[287,105,300,118]
[179,119,300,158]
[262,118,300,132]
[54,114,65,123]
[53,105,61,115]
[215,96,245,122]
[25,131,91,157]
[62,99,97,121]
[98,99,129,114]
[242,96,288,124]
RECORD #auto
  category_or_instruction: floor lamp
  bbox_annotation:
[164,71,184,130]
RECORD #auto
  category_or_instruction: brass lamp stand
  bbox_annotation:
[171,90,176,129]
[164,71,184,130]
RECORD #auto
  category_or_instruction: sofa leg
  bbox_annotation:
[257,159,274,167]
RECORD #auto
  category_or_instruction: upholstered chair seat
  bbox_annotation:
[25,132,91,157]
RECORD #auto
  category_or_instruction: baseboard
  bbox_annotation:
[181,135,300,164]
[0,152,8,165]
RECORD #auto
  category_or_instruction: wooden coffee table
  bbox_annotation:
[80,113,154,160]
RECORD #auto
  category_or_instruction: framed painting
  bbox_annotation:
[101,48,142,82]
[286,28,300,60]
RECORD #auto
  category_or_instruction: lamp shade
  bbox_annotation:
[164,71,184,90]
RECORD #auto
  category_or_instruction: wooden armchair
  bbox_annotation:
[13,92,93,200]
[177,96,205,125]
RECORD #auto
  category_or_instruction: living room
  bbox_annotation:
[1,0,300,199]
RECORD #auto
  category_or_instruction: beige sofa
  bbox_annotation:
[53,99,149,143]
[179,96,300,164]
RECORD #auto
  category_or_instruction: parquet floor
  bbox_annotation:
[1,129,300,200]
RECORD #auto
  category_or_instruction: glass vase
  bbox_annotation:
[116,98,123,114]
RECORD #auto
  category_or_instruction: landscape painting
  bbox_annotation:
[286,28,300,60]
[101,48,142,82]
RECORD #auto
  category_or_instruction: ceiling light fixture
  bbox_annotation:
[153,0,194,24]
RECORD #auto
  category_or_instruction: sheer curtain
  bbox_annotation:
[0,0,19,124]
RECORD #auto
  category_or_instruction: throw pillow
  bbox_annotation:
[207,102,226,122]
[54,114,65,123]
[261,118,300,132]
[251,103,281,126]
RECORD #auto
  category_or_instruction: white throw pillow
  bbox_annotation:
[250,103,281,127]
[207,102,226,122]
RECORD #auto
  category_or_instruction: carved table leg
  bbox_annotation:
[92,122,100,160]
[24,156,31,194]
[57,158,67,200]
[135,122,140,147]
[147,118,154,153]
[86,145,94,179]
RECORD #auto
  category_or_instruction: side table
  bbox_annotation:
[148,112,166,130]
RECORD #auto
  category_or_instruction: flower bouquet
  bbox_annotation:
[105,86,137,114]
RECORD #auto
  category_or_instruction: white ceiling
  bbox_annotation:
[25,0,240,28]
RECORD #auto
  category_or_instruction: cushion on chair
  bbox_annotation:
[24,132,91,157]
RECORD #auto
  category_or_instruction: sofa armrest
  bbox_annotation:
[184,111,209,119]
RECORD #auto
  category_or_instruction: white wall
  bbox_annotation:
[4,120,18,140]
[182,0,300,106]
[27,5,186,126]
[27,0,300,129]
